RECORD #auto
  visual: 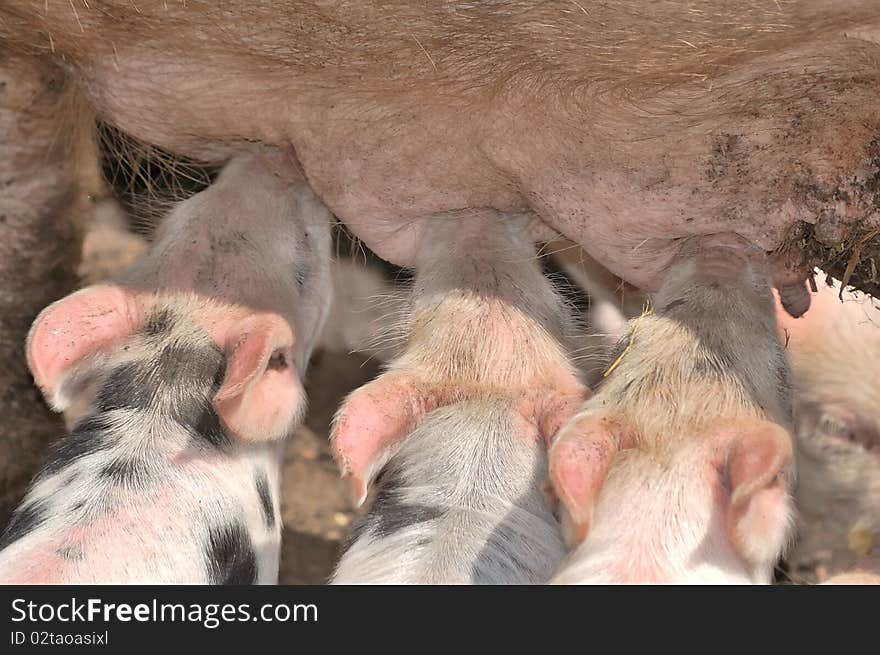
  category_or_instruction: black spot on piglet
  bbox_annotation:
[204,522,258,585]
[40,414,112,476]
[255,471,275,529]
[156,344,221,391]
[95,363,152,412]
[0,500,48,550]
[101,458,150,488]
[369,468,445,539]
[144,309,174,336]
[339,465,444,556]
[192,404,232,449]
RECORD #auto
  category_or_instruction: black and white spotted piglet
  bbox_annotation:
[0,148,332,583]
[0,305,284,583]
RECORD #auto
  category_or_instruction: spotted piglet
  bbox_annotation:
[0,148,332,583]
[549,238,797,584]
[331,211,587,584]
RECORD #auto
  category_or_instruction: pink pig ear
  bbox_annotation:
[212,313,304,443]
[26,285,140,411]
[331,372,444,507]
[722,421,795,567]
[548,412,631,546]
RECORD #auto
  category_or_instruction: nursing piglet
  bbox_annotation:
[0,149,332,583]
[331,212,587,584]
[550,239,796,584]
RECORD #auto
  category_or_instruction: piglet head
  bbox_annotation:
[27,284,142,411]
[210,312,305,443]
[332,371,588,508]
[330,372,442,507]
[28,284,305,443]
[548,413,795,583]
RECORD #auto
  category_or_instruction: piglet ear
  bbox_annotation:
[723,421,795,567]
[331,372,442,507]
[26,285,140,411]
[213,314,304,443]
[548,412,630,546]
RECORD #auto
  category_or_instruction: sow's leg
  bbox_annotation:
[0,52,93,522]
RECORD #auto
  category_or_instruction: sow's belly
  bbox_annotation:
[7,0,879,293]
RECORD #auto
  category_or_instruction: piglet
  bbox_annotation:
[330,211,587,584]
[775,272,880,580]
[0,148,332,583]
[549,237,796,584]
